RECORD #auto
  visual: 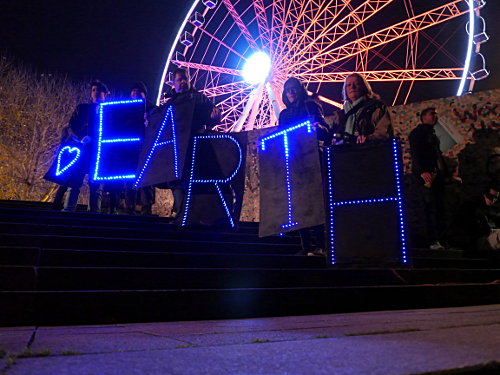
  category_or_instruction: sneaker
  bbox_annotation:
[429,241,445,250]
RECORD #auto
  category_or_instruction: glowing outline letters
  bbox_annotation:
[134,105,179,188]
[55,146,82,176]
[260,120,313,230]
[93,99,144,181]
[325,138,408,265]
[181,134,243,228]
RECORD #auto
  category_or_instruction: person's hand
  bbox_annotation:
[81,136,92,144]
[330,111,341,126]
[356,135,366,144]
[420,172,434,186]
[210,107,221,122]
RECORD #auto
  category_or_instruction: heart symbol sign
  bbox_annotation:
[56,146,81,176]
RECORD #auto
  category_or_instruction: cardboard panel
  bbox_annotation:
[324,140,409,265]
[135,102,193,188]
[181,132,247,228]
[91,100,144,182]
[258,123,325,237]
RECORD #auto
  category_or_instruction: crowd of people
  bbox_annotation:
[49,71,499,257]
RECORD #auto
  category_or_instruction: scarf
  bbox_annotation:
[343,96,366,135]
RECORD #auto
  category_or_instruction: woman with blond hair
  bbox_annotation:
[334,73,393,144]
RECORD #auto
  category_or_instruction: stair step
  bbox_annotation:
[0,233,300,254]
[3,265,500,291]
[2,283,500,326]
[0,221,295,244]
[0,247,324,268]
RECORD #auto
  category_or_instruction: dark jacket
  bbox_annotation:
[409,123,445,176]
[278,99,331,143]
[67,103,99,142]
[447,195,493,251]
[167,89,218,134]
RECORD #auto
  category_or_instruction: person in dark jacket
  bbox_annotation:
[409,107,448,250]
[105,82,157,215]
[278,77,328,256]
[62,81,108,212]
[332,73,393,144]
[131,82,157,215]
[447,186,499,254]
[278,77,331,144]
[163,67,221,217]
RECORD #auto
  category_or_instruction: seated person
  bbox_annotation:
[446,185,499,254]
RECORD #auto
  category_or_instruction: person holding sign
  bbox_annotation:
[62,81,108,212]
[278,77,331,145]
[130,82,157,215]
[105,82,156,215]
[162,67,221,218]
[332,73,393,144]
[278,77,329,256]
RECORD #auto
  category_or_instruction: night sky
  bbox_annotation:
[0,0,498,102]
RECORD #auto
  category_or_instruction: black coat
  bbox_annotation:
[447,196,493,251]
[408,123,444,176]
[167,89,218,134]
[278,99,331,143]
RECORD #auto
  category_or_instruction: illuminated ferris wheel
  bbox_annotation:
[158,0,488,132]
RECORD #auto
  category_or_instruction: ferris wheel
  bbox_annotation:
[157,0,488,133]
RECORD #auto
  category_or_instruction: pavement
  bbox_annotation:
[1,305,500,375]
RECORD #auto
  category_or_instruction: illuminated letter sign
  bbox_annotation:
[92,99,144,181]
[325,139,408,265]
[134,105,178,187]
[55,146,82,176]
[258,121,325,237]
[181,134,243,228]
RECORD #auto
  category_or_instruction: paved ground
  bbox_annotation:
[1,305,499,375]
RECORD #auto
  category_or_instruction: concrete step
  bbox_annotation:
[0,233,300,254]
[2,283,500,326]
[3,264,500,291]
[0,221,296,245]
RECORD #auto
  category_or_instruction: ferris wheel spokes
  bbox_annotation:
[299,1,467,74]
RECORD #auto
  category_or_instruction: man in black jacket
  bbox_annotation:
[163,67,221,217]
[409,107,447,250]
[62,81,108,212]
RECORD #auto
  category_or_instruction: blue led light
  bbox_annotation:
[181,134,242,228]
[326,139,408,265]
[134,105,179,188]
[326,147,335,264]
[331,197,398,206]
[93,99,144,181]
[392,138,408,263]
[101,138,141,143]
[260,120,313,151]
[55,146,81,176]
[260,121,312,230]
[100,99,144,106]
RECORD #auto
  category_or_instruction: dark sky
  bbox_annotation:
[0,0,498,102]
[0,0,193,99]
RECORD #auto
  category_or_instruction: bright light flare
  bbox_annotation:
[242,52,271,85]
